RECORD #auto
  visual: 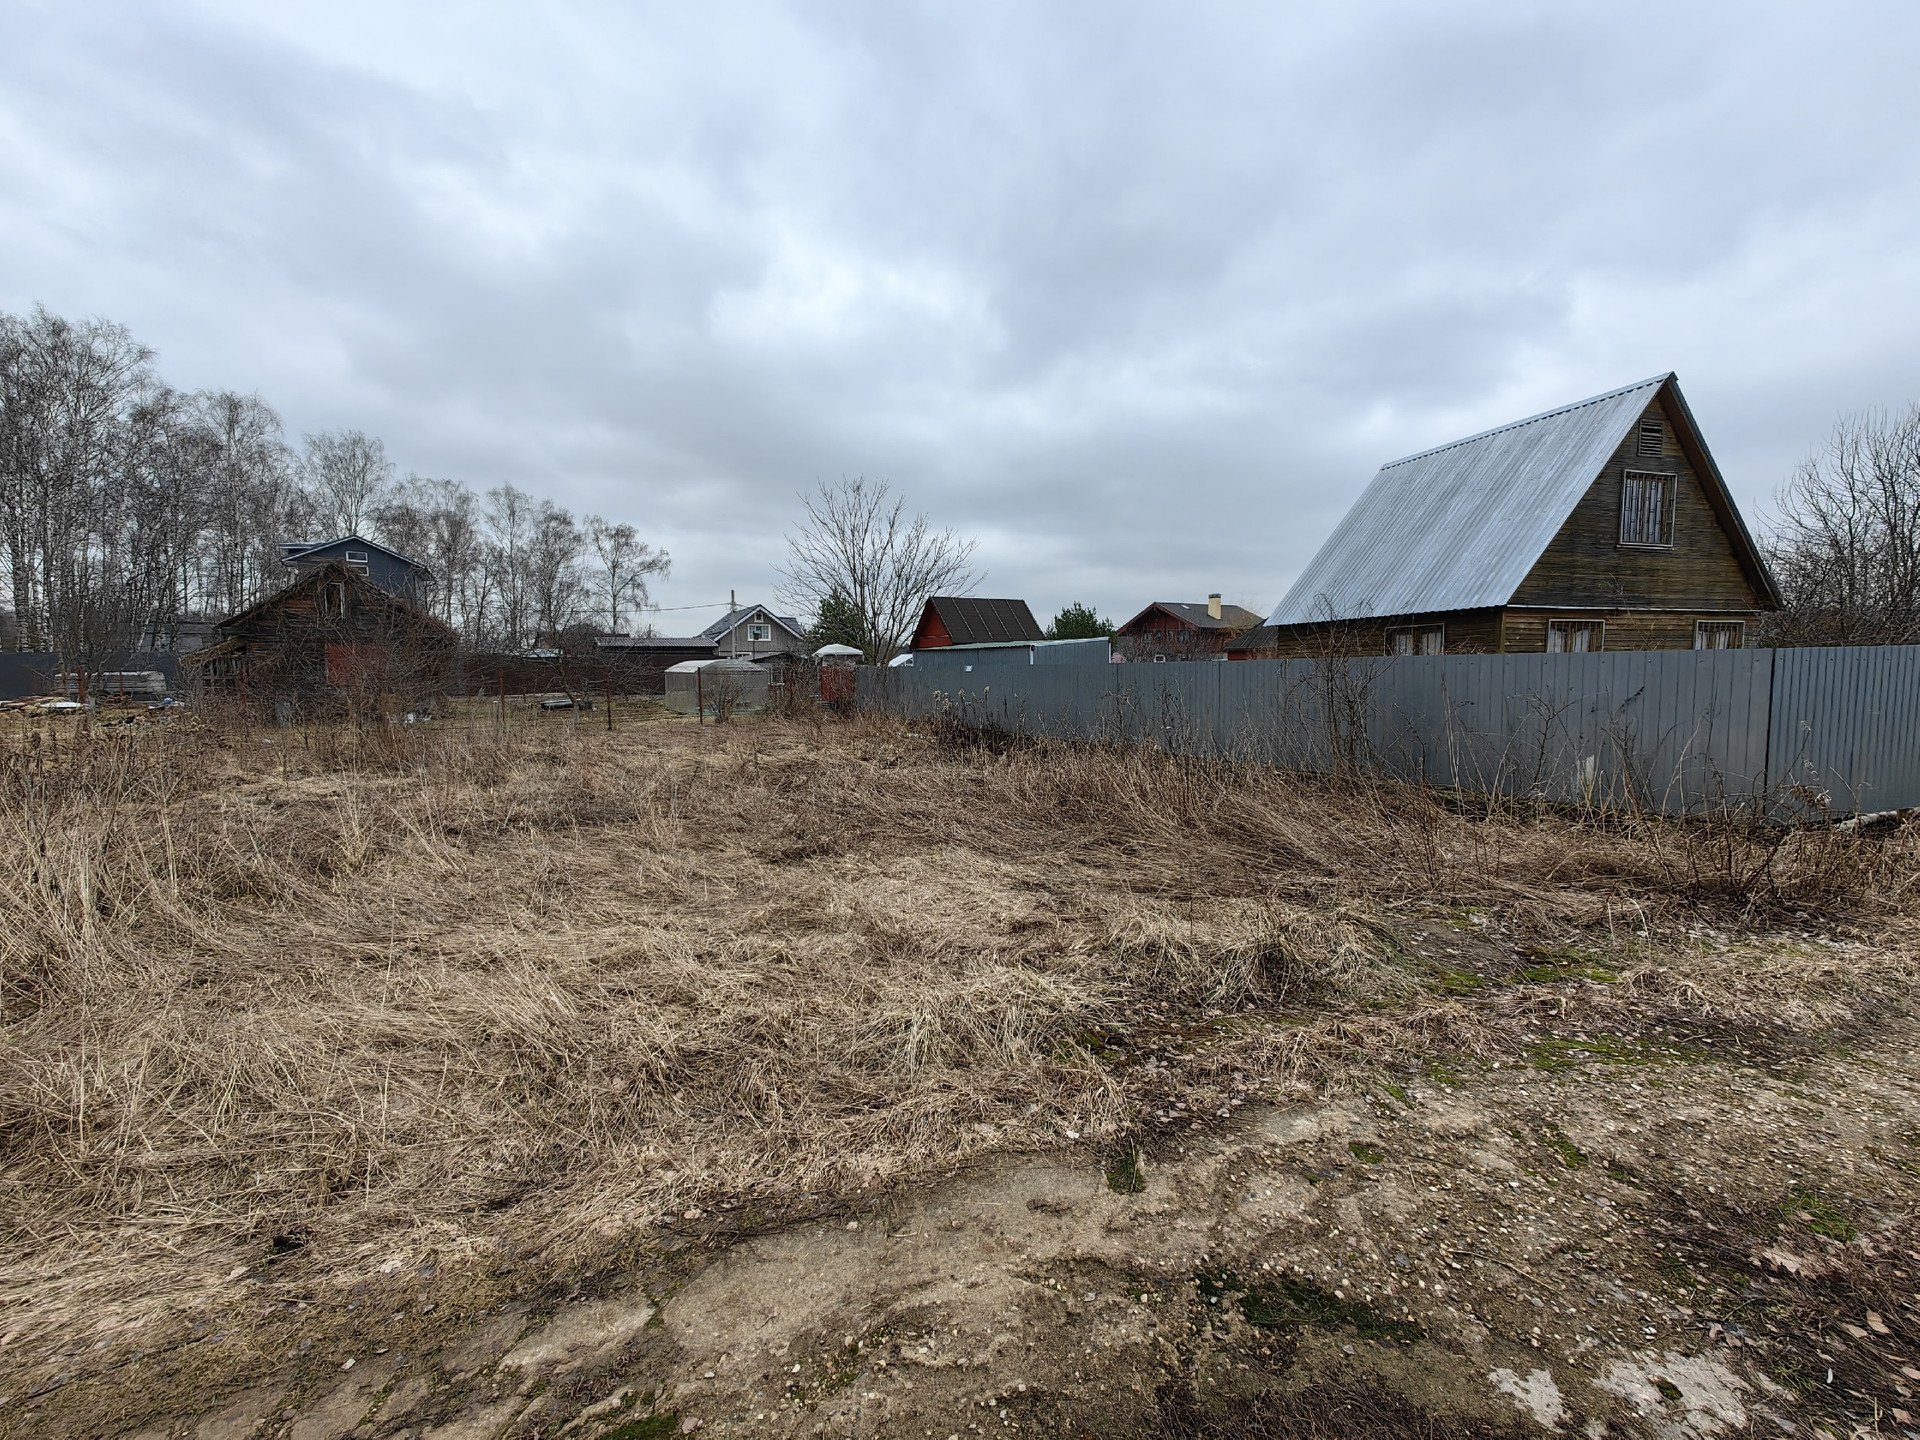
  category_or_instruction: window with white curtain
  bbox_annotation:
[1547,620,1604,653]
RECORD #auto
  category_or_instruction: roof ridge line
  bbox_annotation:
[1378,374,1671,471]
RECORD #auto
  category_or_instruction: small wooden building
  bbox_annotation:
[909,597,1044,650]
[186,561,457,718]
[1233,373,1779,658]
[1112,596,1262,662]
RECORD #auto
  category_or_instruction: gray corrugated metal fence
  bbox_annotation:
[857,646,1920,817]
[1766,646,1920,815]
[0,652,185,701]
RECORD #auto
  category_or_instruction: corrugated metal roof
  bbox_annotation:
[595,635,717,651]
[925,597,1044,645]
[1224,623,1280,654]
[918,641,1040,652]
[1267,376,1670,626]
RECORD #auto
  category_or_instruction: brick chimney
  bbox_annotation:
[1208,593,1222,620]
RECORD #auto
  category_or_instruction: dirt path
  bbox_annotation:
[24,1006,1920,1440]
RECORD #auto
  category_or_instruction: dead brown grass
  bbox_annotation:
[0,709,1914,1361]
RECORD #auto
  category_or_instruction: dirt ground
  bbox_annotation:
[3,715,1917,1438]
[18,946,1920,1438]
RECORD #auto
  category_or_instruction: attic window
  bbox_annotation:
[344,550,369,564]
[748,623,772,642]
[1637,418,1665,457]
[322,582,348,618]
[1620,471,1673,547]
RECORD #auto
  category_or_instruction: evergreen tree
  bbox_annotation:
[808,588,868,653]
[1046,602,1111,640]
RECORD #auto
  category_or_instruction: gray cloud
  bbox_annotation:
[3,0,1917,625]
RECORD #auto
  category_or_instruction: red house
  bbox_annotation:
[1112,595,1262,662]
[909,597,1044,650]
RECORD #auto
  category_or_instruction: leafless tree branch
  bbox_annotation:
[777,478,978,665]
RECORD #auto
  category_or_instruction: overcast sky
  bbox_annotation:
[4,1,1917,628]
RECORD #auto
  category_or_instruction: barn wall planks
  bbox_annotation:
[859,646,1920,817]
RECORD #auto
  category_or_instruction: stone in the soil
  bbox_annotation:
[498,1294,656,1377]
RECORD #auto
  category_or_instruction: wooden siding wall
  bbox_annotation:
[1510,396,1760,616]
[708,612,806,660]
[1500,610,1741,652]
[1252,606,1749,657]
[913,609,956,649]
[202,568,455,711]
[1251,608,1506,658]
[289,544,429,602]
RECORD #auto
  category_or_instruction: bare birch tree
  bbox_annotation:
[300,429,393,538]
[778,478,979,664]
[1764,404,1920,646]
[483,484,536,650]
[587,516,669,634]
[375,476,488,640]
[0,308,157,657]
[528,503,587,644]
[198,391,296,617]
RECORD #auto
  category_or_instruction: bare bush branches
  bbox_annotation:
[780,478,978,664]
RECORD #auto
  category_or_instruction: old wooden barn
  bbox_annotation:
[187,558,457,719]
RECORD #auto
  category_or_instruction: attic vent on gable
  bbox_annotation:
[1637,418,1665,457]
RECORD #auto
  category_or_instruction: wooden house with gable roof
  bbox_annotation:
[1113,596,1263,662]
[909,597,1045,650]
[1230,374,1779,658]
[185,559,456,719]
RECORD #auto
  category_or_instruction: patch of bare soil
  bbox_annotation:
[2,713,1916,1437]
[34,1008,1920,1439]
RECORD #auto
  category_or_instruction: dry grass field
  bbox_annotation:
[2,706,1917,1438]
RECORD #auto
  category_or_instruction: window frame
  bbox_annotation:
[1693,620,1746,651]
[1385,623,1445,657]
[1546,618,1606,654]
[747,622,772,643]
[1619,469,1677,549]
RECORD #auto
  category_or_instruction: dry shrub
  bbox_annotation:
[0,710,1912,1353]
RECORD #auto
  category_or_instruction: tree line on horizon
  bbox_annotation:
[0,306,667,663]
